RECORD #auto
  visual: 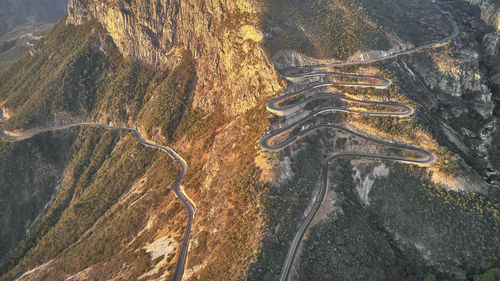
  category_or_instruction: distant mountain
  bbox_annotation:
[1,0,500,280]
[0,0,66,37]
[0,0,66,69]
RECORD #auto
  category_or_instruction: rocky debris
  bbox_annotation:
[352,163,389,205]
[272,49,340,69]
[482,32,500,93]
[410,36,494,119]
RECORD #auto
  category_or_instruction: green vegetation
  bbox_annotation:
[474,267,500,281]
[256,0,500,280]
[1,127,122,275]
[182,105,275,280]
[423,274,437,281]
[0,16,107,129]
[294,161,500,281]
[0,127,165,280]
[262,0,391,59]
[376,51,494,178]
[138,53,195,141]
[248,134,324,280]
[0,16,195,144]
[262,0,455,59]
[50,149,180,278]
[352,0,453,47]
[296,159,409,281]
[369,164,500,279]
[0,131,75,264]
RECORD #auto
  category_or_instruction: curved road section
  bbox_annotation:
[261,2,457,281]
[0,112,194,281]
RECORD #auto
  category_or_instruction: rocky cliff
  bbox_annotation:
[3,0,500,280]
[465,0,500,32]
[0,1,284,280]
[67,0,282,115]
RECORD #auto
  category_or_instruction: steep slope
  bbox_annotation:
[0,0,284,280]
[2,0,499,280]
[0,127,186,281]
[465,0,500,31]
[248,0,500,280]
[0,131,75,262]
[67,0,281,115]
[0,16,195,136]
[0,0,67,69]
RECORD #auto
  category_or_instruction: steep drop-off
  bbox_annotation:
[67,0,282,115]
[0,0,285,279]
[2,0,500,280]
[249,0,500,280]
[0,131,74,262]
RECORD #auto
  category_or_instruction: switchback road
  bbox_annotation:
[260,2,457,280]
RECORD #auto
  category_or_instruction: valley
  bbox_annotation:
[0,0,499,280]
[0,107,194,281]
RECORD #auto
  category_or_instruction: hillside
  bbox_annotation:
[0,0,282,280]
[0,0,67,69]
[250,0,500,280]
[0,0,499,280]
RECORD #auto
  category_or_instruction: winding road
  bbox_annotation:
[0,1,458,280]
[260,2,458,281]
[0,112,194,281]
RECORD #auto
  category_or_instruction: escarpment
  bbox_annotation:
[67,0,283,115]
[3,0,500,280]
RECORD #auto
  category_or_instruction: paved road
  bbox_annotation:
[260,2,457,281]
[280,1,458,71]
[266,82,411,117]
[0,110,194,281]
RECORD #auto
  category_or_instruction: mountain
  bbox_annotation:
[0,0,67,69]
[0,0,282,280]
[0,0,499,281]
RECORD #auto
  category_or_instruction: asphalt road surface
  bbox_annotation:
[0,112,194,281]
[260,2,457,280]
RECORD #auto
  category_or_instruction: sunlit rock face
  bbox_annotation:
[465,0,500,32]
[67,0,283,115]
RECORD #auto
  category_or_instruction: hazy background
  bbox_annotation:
[0,0,66,69]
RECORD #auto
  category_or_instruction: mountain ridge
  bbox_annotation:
[0,0,499,280]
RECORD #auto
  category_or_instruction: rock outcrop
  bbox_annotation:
[465,0,500,32]
[67,0,283,115]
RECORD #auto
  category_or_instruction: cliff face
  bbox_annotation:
[67,0,282,115]
[465,0,500,32]
[0,2,281,277]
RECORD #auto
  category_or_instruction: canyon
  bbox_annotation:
[0,0,499,280]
